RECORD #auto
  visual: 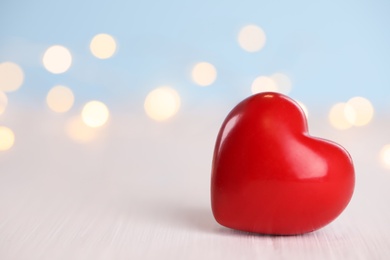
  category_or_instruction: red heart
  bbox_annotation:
[211,92,355,235]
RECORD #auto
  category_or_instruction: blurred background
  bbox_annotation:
[0,0,390,143]
[1,0,390,259]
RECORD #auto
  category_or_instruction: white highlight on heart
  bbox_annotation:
[221,115,240,145]
[296,101,308,119]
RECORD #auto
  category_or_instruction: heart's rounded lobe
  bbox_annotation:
[211,92,355,235]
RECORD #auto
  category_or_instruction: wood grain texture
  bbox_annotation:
[0,110,389,259]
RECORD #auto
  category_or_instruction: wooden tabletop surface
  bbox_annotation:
[1,109,389,260]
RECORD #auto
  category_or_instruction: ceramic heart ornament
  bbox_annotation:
[211,92,355,235]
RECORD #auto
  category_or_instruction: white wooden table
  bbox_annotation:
[0,107,389,259]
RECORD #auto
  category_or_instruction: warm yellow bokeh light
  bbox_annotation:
[0,126,15,151]
[251,76,278,94]
[296,101,309,119]
[90,34,117,59]
[191,62,217,86]
[380,144,390,169]
[329,103,353,130]
[345,97,374,126]
[46,85,75,113]
[271,73,292,94]
[144,86,181,121]
[66,116,98,143]
[238,25,266,52]
[81,101,110,128]
[42,45,72,74]
[0,62,24,92]
[0,91,8,115]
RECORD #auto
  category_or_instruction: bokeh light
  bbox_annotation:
[0,91,8,115]
[238,25,266,52]
[191,62,217,86]
[251,76,277,94]
[144,86,181,121]
[81,101,110,128]
[42,45,72,74]
[0,62,24,92]
[0,126,15,151]
[329,103,354,130]
[380,144,390,169]
[66,116,98,143]
[270,73,292,94]
[46,85,74,113]
[345,97,374,126]
[296,101,309,119]
[90,34,117,59]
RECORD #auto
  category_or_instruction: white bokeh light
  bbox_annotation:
[0,126,15,151]
[46,85,75,113]
[90,34,117,59]
[329,103,354,130]
[0,91,8,115]
[0,62,24,92]
[81,101,110,128]
[144,87,181,121]
[42,45,72,74]
[345,97,374,126]
[271,73,292,94]
[191,62,217,86]
[238,25,266,52]
[251,76,278,94]
[66,116,98,143]
[380,144,390,169]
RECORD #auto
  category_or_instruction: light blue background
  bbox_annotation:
[1,0,389,111]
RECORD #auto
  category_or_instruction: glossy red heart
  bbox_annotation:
[211,92,355,235]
